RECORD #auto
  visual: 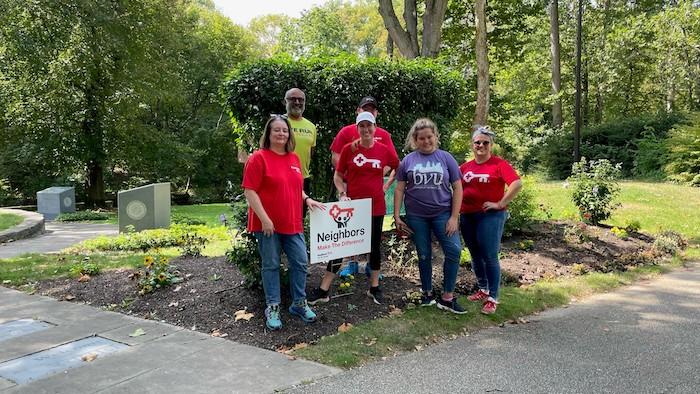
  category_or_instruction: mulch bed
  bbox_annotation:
[34,221,655,351]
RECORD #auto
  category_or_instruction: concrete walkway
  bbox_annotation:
[0,223,117,259]
[0,287,339,393]
[289,263,700,393]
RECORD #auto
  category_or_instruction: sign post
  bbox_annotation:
[309,198,372,264]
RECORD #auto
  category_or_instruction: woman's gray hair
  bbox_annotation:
[472,125,495,141]
[404,118,440,151]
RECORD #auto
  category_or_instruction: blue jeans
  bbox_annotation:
[405,211,462,294]
[254,232,308,306]
[460,210,507,300]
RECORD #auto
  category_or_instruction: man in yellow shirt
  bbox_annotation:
[285,88,317,217]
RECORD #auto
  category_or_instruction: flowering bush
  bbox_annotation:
[568,158,622,224]
[610,227,629,239]
[134,255,182,295]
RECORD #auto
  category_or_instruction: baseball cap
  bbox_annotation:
[356,111,376,125]
[358,96,378,109]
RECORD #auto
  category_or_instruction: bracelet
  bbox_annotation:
[304,196,311,204]
[339,191,346,197]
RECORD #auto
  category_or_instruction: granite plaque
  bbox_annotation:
[0,336,128,384]
[117,183,170,232]
[37,187,75,220]
[0,319,52,343]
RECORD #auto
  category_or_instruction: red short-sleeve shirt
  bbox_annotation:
[336,142,400,216]
[460,156,520,214]
[242,149,303,234]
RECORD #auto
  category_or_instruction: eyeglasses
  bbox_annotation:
[286,97,305,103]
[473,140,490,146]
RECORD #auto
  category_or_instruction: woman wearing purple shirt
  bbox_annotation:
[393,118,466,314]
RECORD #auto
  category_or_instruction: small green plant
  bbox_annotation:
[209,273,221,281]
[652,230,687,256]
[504,178,537,236]
[134,255,182,295]
[178,232,208,257]
[568,157,622,224]
[338,275,354,294]
[56,210,109,222]
[564,222,591,244]
[517,239,535,251]
[386,234,417,272]
[69,257,101,276]
[571,263,588,275]
[624,220,642,233]
[405,290,423,305]
[610,226,629,239]
[459,248,472,266]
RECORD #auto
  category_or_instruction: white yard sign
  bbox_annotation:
[309,198,372,264]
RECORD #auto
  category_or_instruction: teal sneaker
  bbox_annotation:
[265,304,282,330]
[339,261,359,277]
[289,300,317,323]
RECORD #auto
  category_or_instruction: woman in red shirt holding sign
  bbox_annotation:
[308,112,399,305]
[242,115,324,330]
[460,126,522,315]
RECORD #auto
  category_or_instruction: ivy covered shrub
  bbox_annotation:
[222,55,467,200]
[568,158,622,225]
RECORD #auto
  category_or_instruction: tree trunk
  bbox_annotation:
[421,0,449,58]
[474,0,489,125]
[386,33,394,59]
[583,57,589,126]
[594,0,611,124]
[574,0,583,162]
[378,0,419,59]
[549,0,563,128]
[378,0,447,59]
[86,159,106,208]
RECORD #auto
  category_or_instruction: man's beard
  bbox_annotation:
[287,102,304,117]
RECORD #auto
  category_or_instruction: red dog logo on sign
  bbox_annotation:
[329,204,354,228]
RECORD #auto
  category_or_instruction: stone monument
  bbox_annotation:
[36,187,75,220]
[117,183,170,232]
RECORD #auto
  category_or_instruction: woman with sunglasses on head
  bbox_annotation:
[460,126,522,315]
[242,115,325,330]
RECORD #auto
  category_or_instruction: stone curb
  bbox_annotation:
[0,208,45,244]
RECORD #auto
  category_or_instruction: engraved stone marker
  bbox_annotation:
[36,187,75,220]
[117,183,170,232]
[0,336,128,384]
[0,319,53,343]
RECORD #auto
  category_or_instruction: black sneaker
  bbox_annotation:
[420,291,436,307]
[307,288,330,305]
[436,297,468,314]
[367,286,383,305]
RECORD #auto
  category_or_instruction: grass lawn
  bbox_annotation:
[531,180,700,244]
[0,213,23,232]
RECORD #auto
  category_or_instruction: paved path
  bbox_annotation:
[289,263,700,393]
[0,287,339,393]
[0,223,117,259]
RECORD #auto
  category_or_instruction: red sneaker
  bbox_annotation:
[481,300,498,315]
[467,289,490,302]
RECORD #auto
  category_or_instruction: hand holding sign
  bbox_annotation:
[309,199,372,264]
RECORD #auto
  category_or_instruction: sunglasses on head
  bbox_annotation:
[473,140,490,146]
[269,114,288,120]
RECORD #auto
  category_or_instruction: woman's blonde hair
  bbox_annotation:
[404,118,440,151]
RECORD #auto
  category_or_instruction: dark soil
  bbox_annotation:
[34,221,656,351]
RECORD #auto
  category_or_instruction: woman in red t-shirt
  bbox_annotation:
[242,115,324,330]
[308,112,399,306]
[460,126,522,315]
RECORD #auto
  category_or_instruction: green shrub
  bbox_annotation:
[56,210,110,222]
[225,202,265,288]
[568,158,622,224]
[624,220,642,233]
[540,113,683,179]
[77,224,217,253]
[504,177,537,237]
[223,55,467,200]
[664,113,700,186]
[171,214,206,226]
[178,232,208,257]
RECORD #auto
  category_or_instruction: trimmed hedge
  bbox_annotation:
[222,55,467,200]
